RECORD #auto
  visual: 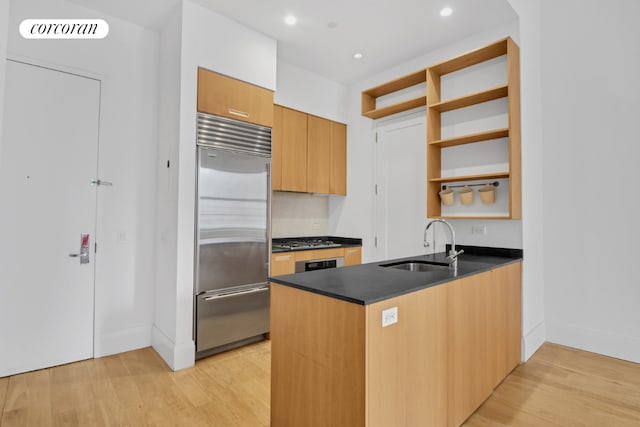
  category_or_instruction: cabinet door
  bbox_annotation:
[446,271,493,427]
[280,107,308,192]
[307,115,331,194]
[344,247,361,266]
[489,263,522,387]
[272,105,283,190]
[330,121,347,195]
[271,253,295,276]
[197,68,274,128]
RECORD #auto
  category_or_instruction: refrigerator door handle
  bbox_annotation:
[202,285,269,301]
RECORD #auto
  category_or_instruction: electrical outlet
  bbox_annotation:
[382,307,398,327]
[472,225,487,235]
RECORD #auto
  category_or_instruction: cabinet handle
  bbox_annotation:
[275,255,292,261]
[228,108,249,118]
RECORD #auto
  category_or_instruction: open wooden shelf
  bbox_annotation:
[429,172,510,184]
[426,37,520,220]
[360,37,520,220]
[429,38,509,76]
[361,69,426,119]
[428,128,509,148]
[362,95,426,119]
[428,85,508,113]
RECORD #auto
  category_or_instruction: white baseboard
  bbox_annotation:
[94,325,152,358]
[151,325,195,371]
[546,322,640,363]
[522,320,546,361]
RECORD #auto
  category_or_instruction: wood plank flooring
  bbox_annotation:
[0,341,638,426]
[464,343,640,427]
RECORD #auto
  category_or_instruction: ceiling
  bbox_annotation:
[70,0,518,85]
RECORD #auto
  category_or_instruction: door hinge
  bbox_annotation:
[374,184,378,195]
[95,242,97,253]
[374,236,378,248]
[375,132,378,143]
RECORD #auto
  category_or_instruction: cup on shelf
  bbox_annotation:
[458,185,474,205]
[439,188,454,205]
[478,183,496,204]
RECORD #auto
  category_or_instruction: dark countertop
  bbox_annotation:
[272,236,363,253]
[269,245,522,305]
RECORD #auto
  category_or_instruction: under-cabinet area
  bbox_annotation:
[270,254,522,427]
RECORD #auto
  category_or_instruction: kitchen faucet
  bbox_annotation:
[423,219,464,271]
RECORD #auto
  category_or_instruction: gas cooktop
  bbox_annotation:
[272,238,341,251]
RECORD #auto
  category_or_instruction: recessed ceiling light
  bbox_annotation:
[284,14,297,26]
[440,7,453,17]
[353,53,363,60]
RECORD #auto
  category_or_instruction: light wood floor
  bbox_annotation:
[1,341,638,426]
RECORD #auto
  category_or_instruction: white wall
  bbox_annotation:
[272,192,329,238]
[275,60,348,123]
[152,0,277,370]
[506,0,546,361]
[540,0,640,363]
[330,21,521,264]
[4,0,159,357]
[0,0,8,161]
[153,3,183,369]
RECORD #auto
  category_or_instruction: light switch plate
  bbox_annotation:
[382,306,398,327]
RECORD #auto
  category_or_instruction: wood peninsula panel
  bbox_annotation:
[490,262,522,385]
[197,68,273,128]
[446,270,493,427]
[280,107,308,192]
[330,121,347,195]
[307,115,331,193]
[366,285,447,427]
[270,284,366,427]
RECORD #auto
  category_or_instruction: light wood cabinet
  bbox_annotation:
[270,253,295,276]
[280,106,308,192]
[307,115,332,193]
[330,121,347,195]
[272,105,283,190]
[273,105,347,195]
[197,68,273,128]
[271,262,521,426]
[344,247,362,266]
[447,262,521,426]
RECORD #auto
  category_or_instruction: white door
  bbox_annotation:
[374,112,436,261]
[0,60,100,377]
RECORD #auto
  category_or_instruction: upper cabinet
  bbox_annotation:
[330,121,347,195]
[273,105,347,195]
[361,37,521,219]
[197,67,274,128]
[278,106,308,192]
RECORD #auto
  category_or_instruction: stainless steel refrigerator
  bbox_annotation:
[194,112,271,358]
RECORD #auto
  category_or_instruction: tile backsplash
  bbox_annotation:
[271,192,328,237]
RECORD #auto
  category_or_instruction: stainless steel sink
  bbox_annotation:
[381,260,450,272]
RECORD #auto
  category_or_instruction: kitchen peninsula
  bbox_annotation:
[269,246,522,427]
